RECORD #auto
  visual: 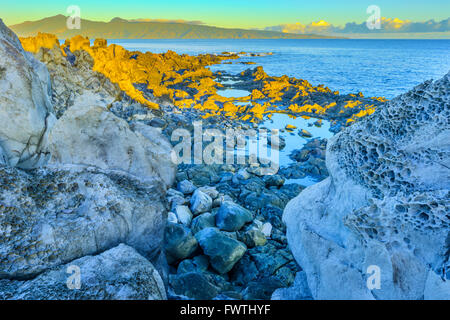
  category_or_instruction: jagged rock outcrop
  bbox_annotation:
[0,23,173,299]
[0,164,167,279]
[284,72,450,300]
[47,104,176,187]
[32,43,121,118]
[0,19,55,168]
[0,244,167,300]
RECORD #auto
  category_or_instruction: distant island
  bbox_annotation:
[10,15,343,39]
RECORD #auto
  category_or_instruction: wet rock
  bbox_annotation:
[271,271,313,300]
[177,180,196,195]
[164,223,198,264]
[191,212,216,235]
[239,230,267,248]
[177,256,209,274]
[242,277,284,300]
[195,228,247,274]
[168,212,178,224]
[174,205,193,227]
[0,165,168,279]
[169,272,219,300]
[216,201,253,232]
[190,189,213,215]
[263,175,285,188]
[0,244,167,300]
[298,129,313,138]
[261,223,273,237]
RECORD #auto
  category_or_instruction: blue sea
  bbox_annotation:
[110,39,450,98]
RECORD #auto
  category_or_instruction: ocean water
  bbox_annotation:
[110,39,450,98]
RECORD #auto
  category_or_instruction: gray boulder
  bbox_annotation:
[0,244,167,300]
[174,205,193,227]
[0,20,55,168]
[47,104,175,188]
[284,73,450,300]
[191,212,216,235]
[169,272,219,300]
[0,165,167,279]
[190,189,212,215]
[177,180,196,195]
[216,201,253,232]
[195,228,247,274]
[271,271,313,300]
[164,223,198,264]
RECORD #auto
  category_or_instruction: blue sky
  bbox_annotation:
[1,0,449,28]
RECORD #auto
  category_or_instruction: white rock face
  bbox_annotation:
[0,165,167,279]
[47,104,175,188]
[0,244,167,300]
[0,19,55,168]
[284,73,450,300]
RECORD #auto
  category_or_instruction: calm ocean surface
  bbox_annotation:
[110,39,450,98]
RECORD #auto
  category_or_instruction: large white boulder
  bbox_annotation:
[284,72,450,300]
[0,19,55,168]
[0,244,167,300]
[47,104,175,188]
[0,165,167,279]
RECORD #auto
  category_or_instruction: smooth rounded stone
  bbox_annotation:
[0,244,167,300]
[149,117,166,128]
[168,212,178,224]
[195,228,247,274]
[0,20,55,169]
[213,194,234,207]
[177,180,196,195]
[197,186,219,199]
[187,166,220,187]
[236,168,251,180]
[190,189,213,215]
[191,212,216,235]
[242,277,285,300]
[271,271,313,300]
[175,171,188,183]
[261,223,273,238]
[216,201,254,232]
[229,255,259,286]
[0,166,168,279]
[47,105,176,187]
[169,272,219,300]
[164,223,198,264]
[177,255,209,274]
[298,129,313,138]
[174,205,193,227]
[263,175,285,188]
[239,230,267,248]
[275,266,296,287]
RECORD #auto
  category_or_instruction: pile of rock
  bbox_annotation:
[165,163,302,300]
[280,138,329,181]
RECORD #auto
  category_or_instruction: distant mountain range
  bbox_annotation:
[9,15,341,39]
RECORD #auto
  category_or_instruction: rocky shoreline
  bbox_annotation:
[0,20,448,300]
